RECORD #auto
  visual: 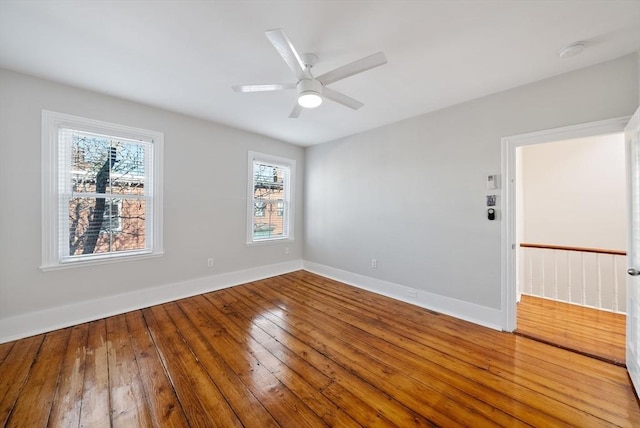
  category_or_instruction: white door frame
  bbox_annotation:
[501,116,630,331]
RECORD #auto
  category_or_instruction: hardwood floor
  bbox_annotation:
[1,270,638,427]
[516,294,627,366]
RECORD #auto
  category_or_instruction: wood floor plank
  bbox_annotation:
[105,314,153,427]
[48,323,89,427]
[5,329,70,427]
[0,335,44,426]
[124,310,189,427]
[1,270,638,427]
[0,342,14,364]
[79,319,111,428]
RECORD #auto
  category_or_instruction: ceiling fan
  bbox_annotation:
[232,28,387,118]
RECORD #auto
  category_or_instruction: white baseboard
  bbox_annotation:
[303,261,503,331]
[0,260,303,343]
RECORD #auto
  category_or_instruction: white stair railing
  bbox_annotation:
[519,243,627,313]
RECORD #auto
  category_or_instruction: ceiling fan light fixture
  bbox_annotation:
[297,79,323,108]
[298,91,322,108]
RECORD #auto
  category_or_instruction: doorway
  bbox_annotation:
[501,117,630,365]
[514,133,626,364]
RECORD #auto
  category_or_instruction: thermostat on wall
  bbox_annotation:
[486,174,498,190]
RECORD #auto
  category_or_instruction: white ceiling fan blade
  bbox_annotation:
[289,103,303,118]
[232,83,295,93]
[316,52,387,86]
[322,87,364,110]
[265,28,309,80]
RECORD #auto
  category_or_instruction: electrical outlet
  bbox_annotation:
[284,247,290,255]
[371,258,377,269]
[407,290,418,298]
[207,258,214,268]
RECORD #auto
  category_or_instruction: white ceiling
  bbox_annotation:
[1,1,638,146]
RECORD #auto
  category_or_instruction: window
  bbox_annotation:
[41,110,163,269]
[247,152,295,243]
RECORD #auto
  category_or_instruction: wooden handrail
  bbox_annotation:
[519,243,626,256]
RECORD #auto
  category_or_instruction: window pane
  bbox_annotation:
[253,161,287,240]
[68,197,146,255]
[112,199,146,252]
[70,131,147,197]
[70,133,112,194]
[110,141,146,196]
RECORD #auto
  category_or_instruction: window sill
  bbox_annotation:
[246,237,295,246]
[40,251,165,272]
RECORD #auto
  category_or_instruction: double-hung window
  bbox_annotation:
[247,152,295,243]
[41,110,163,269]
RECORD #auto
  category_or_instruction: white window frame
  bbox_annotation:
[247,151,295,244]
[41,110,164,270]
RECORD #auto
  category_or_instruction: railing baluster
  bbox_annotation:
[553,250,558,300]
[596,253,602,309]
[581,252,586,306]
[567,251,572,304]
[612,255,619,313]
[528,249,533,294]
[540,249,545,298]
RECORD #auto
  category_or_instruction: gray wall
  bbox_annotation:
[0,69,304,325]
[304,54,638,311]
